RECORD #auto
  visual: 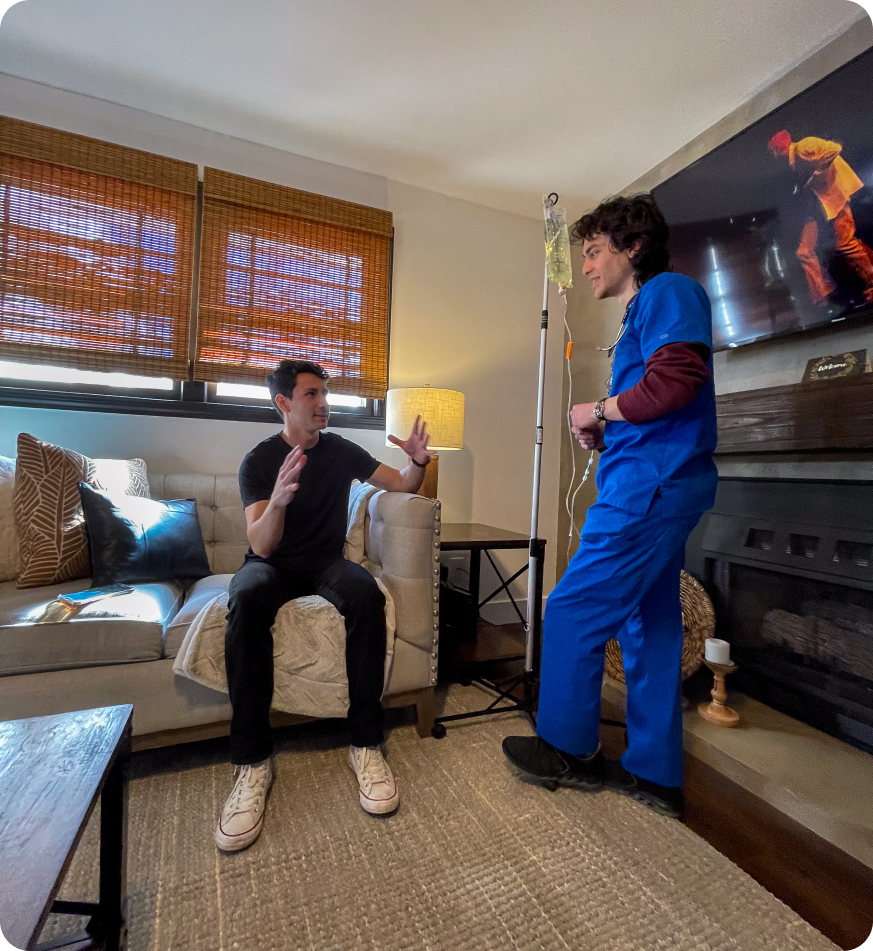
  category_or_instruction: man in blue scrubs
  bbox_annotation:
[503,194,718,818]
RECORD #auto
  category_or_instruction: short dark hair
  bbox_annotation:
[570,193,670,287]
[265,359,329,416]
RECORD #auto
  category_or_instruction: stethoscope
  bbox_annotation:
[596,318,629,359]
[597,295,636,391]
[596,295,636,356]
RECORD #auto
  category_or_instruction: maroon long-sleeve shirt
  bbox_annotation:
[615,342,711,424]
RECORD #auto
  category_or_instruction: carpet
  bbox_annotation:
[43,685,836,951]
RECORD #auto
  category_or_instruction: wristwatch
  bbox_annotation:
[593,398,607,422]
[411,456,429,469]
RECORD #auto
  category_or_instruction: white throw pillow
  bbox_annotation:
[0,455,19,581]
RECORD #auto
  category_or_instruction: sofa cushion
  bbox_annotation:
[0,578,182,676]
[148,477,381,580]
[148,474,248,574]
[164,573,232,659]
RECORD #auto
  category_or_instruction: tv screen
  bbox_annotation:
[653,48,873,351]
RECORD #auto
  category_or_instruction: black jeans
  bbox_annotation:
[225,555,387,764]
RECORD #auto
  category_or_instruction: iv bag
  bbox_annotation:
[543,196,573,288]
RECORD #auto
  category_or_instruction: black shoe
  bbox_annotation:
[602,759,683,819]
[502,735,603,791]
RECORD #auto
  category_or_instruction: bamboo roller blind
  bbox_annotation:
[196,168,392,398]
[0,116,198,379]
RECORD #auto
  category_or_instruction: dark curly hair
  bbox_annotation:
[265,359,329,417]
[570,193,670,288]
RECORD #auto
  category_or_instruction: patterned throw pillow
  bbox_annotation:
[13,433,150,589]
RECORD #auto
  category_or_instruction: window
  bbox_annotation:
[196,169,392,399]
[0,116,197,379]
[0,359,173,392]
[0,122,392,426]
[215,381,365,408]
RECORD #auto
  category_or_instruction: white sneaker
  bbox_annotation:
[215,758,274,852]
[348,745,399,815]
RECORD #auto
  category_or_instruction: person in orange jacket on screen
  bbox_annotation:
[768,129,873,307]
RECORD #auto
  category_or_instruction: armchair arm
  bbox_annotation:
[366,491,441,652]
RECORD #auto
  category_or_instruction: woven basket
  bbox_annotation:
[604,570,715,684]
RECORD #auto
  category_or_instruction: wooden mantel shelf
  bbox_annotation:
[715,373,873,455]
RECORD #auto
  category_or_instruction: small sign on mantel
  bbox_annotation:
[801,350,868,382]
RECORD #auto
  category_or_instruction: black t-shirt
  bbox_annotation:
[238,431,381,570]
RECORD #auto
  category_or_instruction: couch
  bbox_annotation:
[0,471,441,749]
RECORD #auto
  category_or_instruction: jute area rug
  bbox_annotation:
[44,685,836,951]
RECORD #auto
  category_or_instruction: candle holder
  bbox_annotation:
[698,659,740,727]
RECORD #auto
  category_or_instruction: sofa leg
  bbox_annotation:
[415,687,435,739]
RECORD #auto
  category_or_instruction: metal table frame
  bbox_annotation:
[433,523,545,737]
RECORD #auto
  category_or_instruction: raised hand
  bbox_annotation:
[387,414,432,465]
[271,445,307,507]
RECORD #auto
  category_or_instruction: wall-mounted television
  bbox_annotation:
[653,47,873,352]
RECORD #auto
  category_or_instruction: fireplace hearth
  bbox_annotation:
[687,478,873,753]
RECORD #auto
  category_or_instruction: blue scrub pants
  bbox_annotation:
[536,501,703,788]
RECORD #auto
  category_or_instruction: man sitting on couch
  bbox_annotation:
[216,359,431,852]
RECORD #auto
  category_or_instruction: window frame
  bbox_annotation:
[0,378,386,429]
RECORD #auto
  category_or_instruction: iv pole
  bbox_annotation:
[430,193,624,739]
[429,197,554,736]
[525,258,551,682]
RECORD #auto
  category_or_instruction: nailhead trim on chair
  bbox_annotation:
[432,499,440,680]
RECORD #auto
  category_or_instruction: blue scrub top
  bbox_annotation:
[595,271,718,519]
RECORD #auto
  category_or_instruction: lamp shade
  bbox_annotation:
[385,387,464,450]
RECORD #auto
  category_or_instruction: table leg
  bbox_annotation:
[531,538,546,674]
[98,725,129,951]
[468,549,481,637]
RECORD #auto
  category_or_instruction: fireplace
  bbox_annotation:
[686,478,873,753]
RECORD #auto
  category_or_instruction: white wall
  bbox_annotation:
[0,73,389,210]
[0,72,563,605]
[386,180,564,613]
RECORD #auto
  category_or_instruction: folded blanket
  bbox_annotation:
[344,479,379,566]
[172,578,396,720]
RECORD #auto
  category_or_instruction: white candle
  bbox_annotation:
[705,638,731,665]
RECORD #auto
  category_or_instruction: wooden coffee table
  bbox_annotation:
[0,705,132,951]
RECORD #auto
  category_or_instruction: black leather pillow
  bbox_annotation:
[78,483,211,586]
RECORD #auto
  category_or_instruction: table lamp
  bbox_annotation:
[385,386,464,499]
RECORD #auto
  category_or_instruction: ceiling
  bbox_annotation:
[0,0,866,218]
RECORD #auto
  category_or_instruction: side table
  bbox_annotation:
[434,523,545,736]
[439,522,535,633]
[0,705,132,951]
